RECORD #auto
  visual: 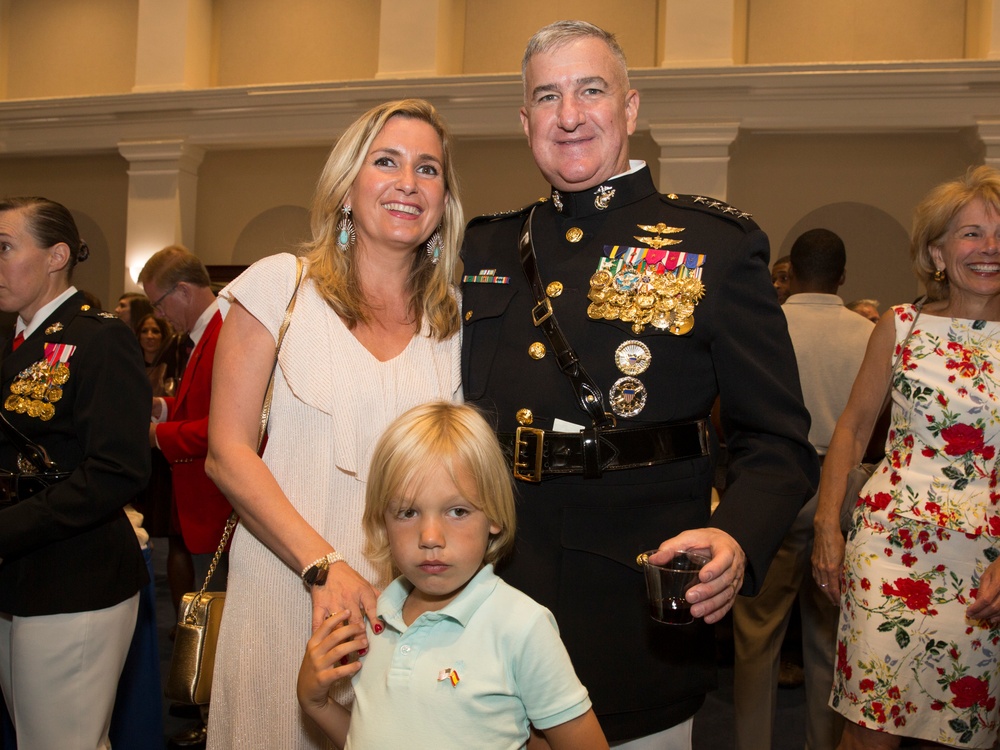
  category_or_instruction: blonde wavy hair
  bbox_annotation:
[302,99,462,339]
[911,165,1000,301]
[363,402,516,585]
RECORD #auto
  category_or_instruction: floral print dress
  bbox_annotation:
[834,304,1000,747]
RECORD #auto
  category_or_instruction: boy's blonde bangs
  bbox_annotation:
[363,403,516,583]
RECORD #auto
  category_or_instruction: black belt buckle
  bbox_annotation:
[513,426,544,482]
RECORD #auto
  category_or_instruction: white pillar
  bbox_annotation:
[133,0,212,92]
[648,122,741,200]
[658,0,737,67]
[118,140,205,289]
[977,119,1000,172]
[376,0,464,78]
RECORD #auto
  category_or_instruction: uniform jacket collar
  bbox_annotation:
[548,165,657,219]
[2,291,90,383]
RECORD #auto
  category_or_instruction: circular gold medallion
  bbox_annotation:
[669,316,695,336]
[46,386,62,403]
[590,270,612,289]
[546,281,563,298]
[26,400,41,418]
[52,364,70,385]
[516,408,534,426]
[615,340,651,376]
[4,395,17,411]
[528,342,547,360]
[39,403,55,421]
[565,227,584,243]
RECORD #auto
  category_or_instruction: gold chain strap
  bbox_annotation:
[187,256,305,613]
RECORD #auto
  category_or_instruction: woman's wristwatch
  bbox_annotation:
[300,551,345,587]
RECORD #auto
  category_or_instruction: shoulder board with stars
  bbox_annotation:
[660,193,758,231]
[466,198,545,228]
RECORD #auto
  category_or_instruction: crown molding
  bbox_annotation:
[0,60,998,157]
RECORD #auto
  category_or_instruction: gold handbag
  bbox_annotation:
[165,524,234,705]
[164,258,303,705]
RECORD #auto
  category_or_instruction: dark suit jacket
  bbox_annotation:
[0,292,151,616]
[157,309,232,554]
[461,167,820,739]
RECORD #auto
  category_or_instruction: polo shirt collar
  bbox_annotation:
[377,563,499,632]
[784,293,845,307]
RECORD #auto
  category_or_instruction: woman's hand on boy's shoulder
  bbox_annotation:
[309,562,380,632]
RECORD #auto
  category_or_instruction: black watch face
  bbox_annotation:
[305,562,329,587]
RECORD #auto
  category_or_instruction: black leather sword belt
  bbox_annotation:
[497,418,710,482]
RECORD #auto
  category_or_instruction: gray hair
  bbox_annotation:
[521,20,629,96]
[846,298,880,311]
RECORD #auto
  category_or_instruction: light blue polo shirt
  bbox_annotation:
[345,564,592,749]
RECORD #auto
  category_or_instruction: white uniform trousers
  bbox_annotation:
[732,494,843,750]
[0,593,139,750]
[609,718,693,750]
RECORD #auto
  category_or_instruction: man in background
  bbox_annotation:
[140,246,231,749]
[733,228,874,750]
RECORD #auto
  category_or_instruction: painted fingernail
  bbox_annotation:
[373,622,384,634]
[340,656,349,666]
[358,648,368,656]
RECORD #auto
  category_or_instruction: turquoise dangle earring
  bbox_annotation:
[426,229,442,265]
[336,206,356,252]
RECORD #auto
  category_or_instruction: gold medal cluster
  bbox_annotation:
[4,360,68,421]
[587,267,704,335]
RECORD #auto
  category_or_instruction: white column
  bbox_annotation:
[118,140,205,289]
[658,0,737,67]
[648,122,741,200]
[977,119,1000,171]
[133,0,212,92]
[376,0,464,78]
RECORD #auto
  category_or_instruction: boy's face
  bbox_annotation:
[385,460,501,617]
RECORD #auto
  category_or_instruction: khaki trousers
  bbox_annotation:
[732,495,844,750]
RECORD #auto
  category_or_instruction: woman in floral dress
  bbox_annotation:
[813,165,1000,749]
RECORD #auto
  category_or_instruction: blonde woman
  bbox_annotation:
[206,99,463,749]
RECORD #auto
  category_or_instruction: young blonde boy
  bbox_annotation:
[298,402,608,750]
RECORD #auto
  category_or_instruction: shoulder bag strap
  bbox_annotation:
[195,257,305,597]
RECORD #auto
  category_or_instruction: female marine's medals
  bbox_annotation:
[4,343,76,421]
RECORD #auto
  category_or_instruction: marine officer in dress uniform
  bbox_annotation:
[0,197,151,750]
[460,21,819,750]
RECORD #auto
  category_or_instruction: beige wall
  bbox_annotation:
[745,0,968,64]
[463,0,658,74]
[0,153,129,308]
[5,0,138,99]
[728,131,982,308]
[195,147,329,264]
[212,0,380,86]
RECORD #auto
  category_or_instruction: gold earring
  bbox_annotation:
[932,268,946,282]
